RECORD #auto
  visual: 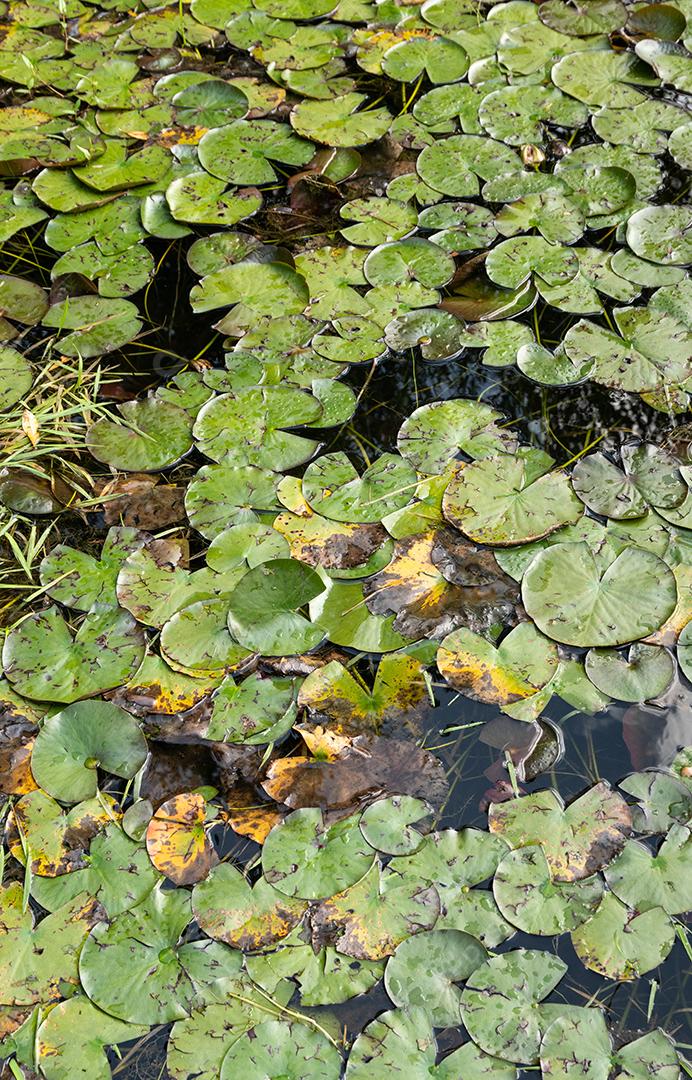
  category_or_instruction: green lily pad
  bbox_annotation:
[262,808,375,899]
[384,308,464,360]
[225,559,325,656]
[493,845,603,936]
[620,770,692,834]
[522,542,677,646]
[3,605,144,703]
[487,236,578,289]
[80,886,233,1024]
[605,824,692,916]
[30,700,146,803]
[302,452,417,523]
[192,864,305,951]
[359,796,431,855]
[207,524,289,571]
[345,1008,436,1079]
[389,827,508,889]
[87,398,193,472]
[116,540,243,628]
[437,623,558,706]
[0,346,32,410]
[0,883,102,1006]
[382,35,469,84]
[198,119,313,184]
[185,463,282,540]
[166,173,263,226]
[339,196,417,246]
[488,782,632,882]
[585,643,674,702]
[173,79,248,127]
[541,1010,681,1080]
[28,823,159,917]
[42,295,142,358]
[206,671,297,744]
[36,996,147,1080]
[460,949,567,1063]
[626,204,692,266]
[193,386,320,470]
[417,134,519,197]
[397,398,506,475]
[220,1020,341,1080]
[572,445,685,519]
[190,261,309,316]
[39,526,143,612]
[310,574,411,652]
[552,49,654,108]
[442,451,582,546]
[571,892,675,980]
[480,84,588,146]
[364,238,455,290]
[291,92,391,147]
[385,929,486,1027]
[161,599,251,678]
[635,37,692,93]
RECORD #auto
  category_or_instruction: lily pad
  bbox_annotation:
[302,452,417,523]
[460,949,567,1063]
[198,119,314,184]
[192,864,305,951]
[493,845,603,935]
[488,783,632,882]
[437,623,558,706]
[220,1020,341,1080]
[262,808,375,899]
[87,398,193,472]
[291,92,391,147]
[311,860,439,960]
[226,559,325,656]
[145,793,216,886]
[571,892,675,980]
[206,671,297,744]
[385,929,486,1027]
[3,605,144,703]
[42,295,141,357]
[30,700,147,803]
[0,346,32,410]
[585,643,674,702]
[442,451,582,546]
[522,542,678,646]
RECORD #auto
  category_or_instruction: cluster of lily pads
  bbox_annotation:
[1,0,692,1075]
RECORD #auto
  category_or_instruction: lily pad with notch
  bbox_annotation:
[262,808,375,900]
[488,782,632,882]
[30,700,147,804]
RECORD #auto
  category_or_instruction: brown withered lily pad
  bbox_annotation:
[273,512,390,571]
[261,733,448,812]
[363,531,522,639]
[95,474,186,529]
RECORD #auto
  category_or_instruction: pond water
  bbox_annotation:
[1,0,691,1078]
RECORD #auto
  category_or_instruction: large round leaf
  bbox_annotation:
[291,92,391,147]
[30,701,147,803]
[385,929,486,1027]
[302,452,417,523]
[87,398,193,472]
[571,893,675,980]
[226,559,325,656]
[493,845,603,936]
[437,623,558,706]
[262,808,375,899]
[460,949,568,1064]
[522,542,677,646]
[192,864,305,951]
[220,1020,341,1080]
[488,783,632,882]
[442,452,582,546]
[3,606,145,703]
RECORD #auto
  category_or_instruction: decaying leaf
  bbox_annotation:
[145,792,217,885]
